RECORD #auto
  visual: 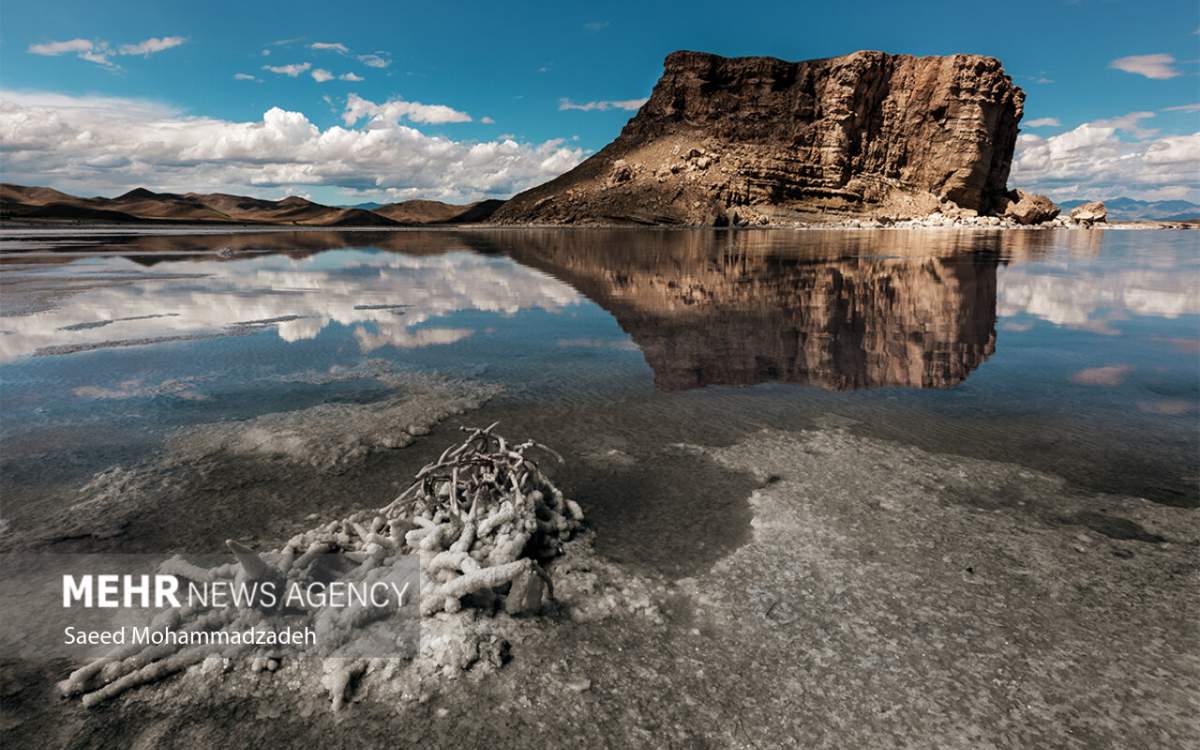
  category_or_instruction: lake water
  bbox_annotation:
[1,228,1196,565]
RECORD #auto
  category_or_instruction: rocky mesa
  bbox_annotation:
[492,50,1029,226]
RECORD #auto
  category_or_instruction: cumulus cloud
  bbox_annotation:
[558,97,647,112]
[1024,117,1060,128]
[310,41,349,54]
[28,36,185,68]
[0,89,586,203]
[234,73,260,82]
[358,53,391,68]
[263,62,311,77]
[480,116,495,125]
[118,36,186,56]
[1109,54,1180,79]
[340,72,364,82]
[341,92,473,125]
[1011,110,1200,202]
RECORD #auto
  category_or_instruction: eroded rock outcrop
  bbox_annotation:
[1069,201,1107,223]
[1002,189,1060,225]
[493,50,1025,225]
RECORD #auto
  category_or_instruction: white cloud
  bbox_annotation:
[1024,117,1060,128]
[28,36,185,68]
[1011,112,1200,202]
[312,69,363,83]
[558,97,647,112]
[28,38,95,55]
[1131,185,1197,201]
[117,36,186,56]
[1164,103,1200,113]
[0,89,586,203]
[1092,111,1159,138]
[310,42,349,54]
[28,38,115,68]
[480,116,495,125]
[234,73,260,82]
[263,62,311,77]
[341,92,473,125]
[1109,54,1180,80]
[358,53,391,68]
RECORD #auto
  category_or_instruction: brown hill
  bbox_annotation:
[109,188,232,222]
[0,184,89,206]
[492,50,1025,226]
[0,184,399,226]
[0,184,509,226]
[373,198,505,224]
[190,193,398,225]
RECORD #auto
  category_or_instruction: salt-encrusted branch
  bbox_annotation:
[60,424,583,710]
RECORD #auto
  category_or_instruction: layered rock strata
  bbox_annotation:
[493,50,1026,225]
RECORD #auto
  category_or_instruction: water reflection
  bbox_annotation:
[0,229,1010,392]
[0,242,582,363]
[2,228,1195,511]
[8,228,1197,394]
[500,231,1000,390]
[998,260,1199,333]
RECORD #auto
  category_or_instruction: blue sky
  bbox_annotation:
[1,0,1198,204]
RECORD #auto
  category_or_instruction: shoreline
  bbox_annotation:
[0,220,1194,235]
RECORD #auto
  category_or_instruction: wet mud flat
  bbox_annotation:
[2,424,1195,749]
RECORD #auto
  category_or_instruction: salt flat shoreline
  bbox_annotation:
[0,221,1193,236]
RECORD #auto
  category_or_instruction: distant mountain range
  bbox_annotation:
[1059,197,1200,222]
[0,184,503,226]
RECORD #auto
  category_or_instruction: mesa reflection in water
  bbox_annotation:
[2,229,1007,391]
[500,229,1001,391]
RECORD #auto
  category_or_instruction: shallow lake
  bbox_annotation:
[1,228,1196,565]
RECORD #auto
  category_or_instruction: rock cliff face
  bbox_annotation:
[492,50,1025,225]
